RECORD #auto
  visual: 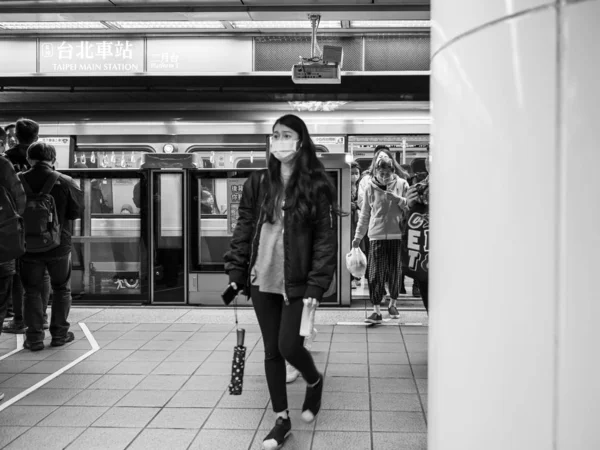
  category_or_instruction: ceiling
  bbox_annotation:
[0,0,430,34]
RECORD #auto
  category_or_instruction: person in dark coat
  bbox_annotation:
[3,118,51,333]
[0,154,26,401]
[224,114,339,450]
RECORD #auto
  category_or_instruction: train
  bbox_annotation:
[13,108,430,305]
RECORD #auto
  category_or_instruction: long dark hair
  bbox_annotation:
[264,114,339,223]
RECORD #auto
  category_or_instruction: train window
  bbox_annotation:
[235,158,266,169]
[66,172,146,300]
[190,171,256,271]
[88,178,141,216]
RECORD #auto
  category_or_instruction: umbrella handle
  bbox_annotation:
[237,328,246,347]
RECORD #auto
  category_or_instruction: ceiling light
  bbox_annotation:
[0,22,107,30]
[232,21,341,29]
[110,21,225,29]
[350,20,431,28]
[288,101,348,112]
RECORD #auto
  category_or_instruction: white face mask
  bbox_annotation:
[270,139,298,164]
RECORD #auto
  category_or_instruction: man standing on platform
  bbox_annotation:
[3,118,51,334]
[0,154,26,400]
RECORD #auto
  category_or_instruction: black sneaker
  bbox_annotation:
[388,305,400,319]
[43,321,49,330]
[2,320,26,334]
[365,313,383,324]
[51,331,75,347]
[23,339,44,352]
[301,373,324,423]
[262,414,291,450]
[412,284,421,297]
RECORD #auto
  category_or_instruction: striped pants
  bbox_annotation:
[367,239,402,306]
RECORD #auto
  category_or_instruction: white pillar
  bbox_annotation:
[429,1,600,449]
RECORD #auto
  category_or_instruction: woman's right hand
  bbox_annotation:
[406,186,420,208]
[352,238,361,248]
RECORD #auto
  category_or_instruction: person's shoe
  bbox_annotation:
[262,414,292,450]
[23,339,44,351]
[412,284,421,298]
[388,305,400,319]
[2,320,26,334]
[5,310,14,319]
[43,321,49,330]
[51,331,75,347]
[302,374,324,423]
[400,285,407,295]
[365,313,383,324]
[286,362,300,384]
[356,278,361,287]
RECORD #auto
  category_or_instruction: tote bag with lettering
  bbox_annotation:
[401,206,429,283]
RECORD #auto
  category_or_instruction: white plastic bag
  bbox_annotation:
[346,247,367,279]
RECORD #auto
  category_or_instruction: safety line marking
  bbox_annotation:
[0,335,24,361]
[0,322,99,412]
[336,322,426,326]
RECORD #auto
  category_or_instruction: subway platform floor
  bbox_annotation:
[0,307,428,450]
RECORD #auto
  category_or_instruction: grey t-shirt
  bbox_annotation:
[251,171,291,295]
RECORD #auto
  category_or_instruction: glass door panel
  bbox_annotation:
[152,172,186,303]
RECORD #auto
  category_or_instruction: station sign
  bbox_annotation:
[146,38,252,73]
[313,136,345,153]
[38,136,71,170]
[0,40,37,73]
[39,38,144,74]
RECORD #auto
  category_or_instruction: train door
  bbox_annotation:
[141,153,199,304]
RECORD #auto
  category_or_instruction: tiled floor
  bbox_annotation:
[0,311,428,450]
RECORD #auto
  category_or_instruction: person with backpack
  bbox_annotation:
[18,142,83,351]
[3,118,51,334]
[0,154,26,401]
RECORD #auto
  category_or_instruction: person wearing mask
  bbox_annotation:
[0,154,26,401]
[3,118,51,334]
[224,114,338,450]
[19,142,83,350]
[352,151,409,324]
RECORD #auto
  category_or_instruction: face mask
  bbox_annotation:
[270,140,298,164]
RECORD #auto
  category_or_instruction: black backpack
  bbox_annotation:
[0,185,26,263]
[18,172,62,253]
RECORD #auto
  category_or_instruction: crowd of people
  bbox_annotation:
[0,118,84,402]
[0,115,429,449]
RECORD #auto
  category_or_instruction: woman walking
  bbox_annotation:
[352,150,409,323]
[224,114,338,449]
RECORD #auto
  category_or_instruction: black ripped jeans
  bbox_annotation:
[251,286,321,413]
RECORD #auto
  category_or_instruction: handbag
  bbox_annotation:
[401,207,429,283]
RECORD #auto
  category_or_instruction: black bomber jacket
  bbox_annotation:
[224,169,337,302]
